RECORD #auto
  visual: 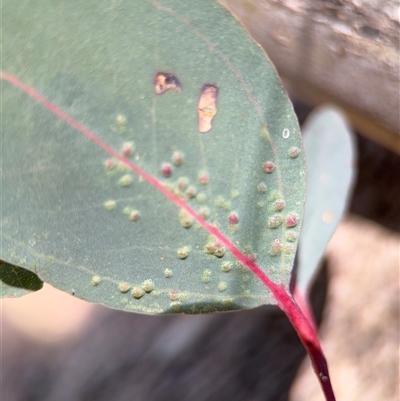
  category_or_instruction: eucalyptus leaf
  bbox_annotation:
[0,261,43,297]
[298,105,356,294]
[1,0,306,313]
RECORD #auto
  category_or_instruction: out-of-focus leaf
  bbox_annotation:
[0,261,44,298]
[2,0,305,313]
[297,105,356,294]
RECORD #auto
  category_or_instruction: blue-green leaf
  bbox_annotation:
[2,0,305,313]
[298,105,356,294]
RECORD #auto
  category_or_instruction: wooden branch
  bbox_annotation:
[220,0,400,153]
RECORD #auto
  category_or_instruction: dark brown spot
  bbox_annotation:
[154,72,181,95]
[198,83,218,133]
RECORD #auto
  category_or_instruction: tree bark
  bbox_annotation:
[220,0,400,154]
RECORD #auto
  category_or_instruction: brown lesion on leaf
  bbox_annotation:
[198,83,218,133]
[154,72,182,94]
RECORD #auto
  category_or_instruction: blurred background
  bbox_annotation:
[2,1,399,400]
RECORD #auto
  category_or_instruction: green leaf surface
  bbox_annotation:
[0,260,44,298]
[298,105,356,294]
[1,0,305,313]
